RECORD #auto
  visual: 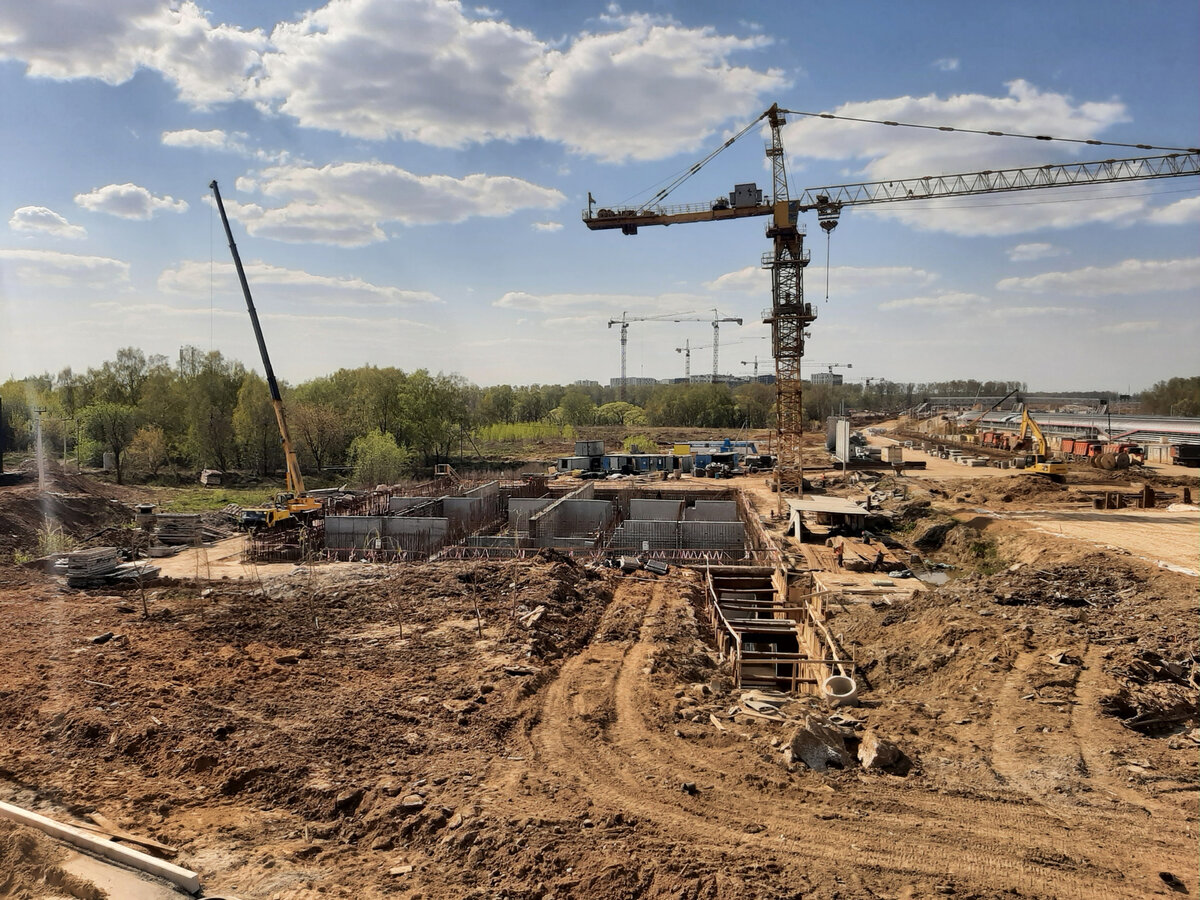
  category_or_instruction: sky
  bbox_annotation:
[1,0,1197,394]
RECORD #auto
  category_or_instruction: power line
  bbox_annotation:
[779,108,1199,155]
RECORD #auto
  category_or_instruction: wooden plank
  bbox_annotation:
[88,812,178,856]
[0,800,199,893]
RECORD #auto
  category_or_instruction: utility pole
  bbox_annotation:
[34,406,47,491]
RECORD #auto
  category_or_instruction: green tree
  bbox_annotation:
[557,389,596,427]
[128,425,169,476]
[291,400,347,472]
[348,429,413,486]
[83,402,138,484]
[232,373,282,477]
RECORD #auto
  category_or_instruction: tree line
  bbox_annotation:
[0,347,1189,484]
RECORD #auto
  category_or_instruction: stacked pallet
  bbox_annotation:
[156,514,201,545]
[65,548,120,580]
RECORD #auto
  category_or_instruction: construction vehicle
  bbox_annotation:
[584,101,1199,511]
[1014,408,1067,481]
[210,180,322,529]
[1170,443,1200,467]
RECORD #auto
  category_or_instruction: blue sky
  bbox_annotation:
[1,0,1197,392]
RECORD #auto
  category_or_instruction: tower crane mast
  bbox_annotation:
[584,103,1200,509]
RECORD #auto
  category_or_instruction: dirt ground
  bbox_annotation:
[0,450,1197,899]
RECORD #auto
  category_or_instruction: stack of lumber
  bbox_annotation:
[65,548,120,579]
[155,514,201,545]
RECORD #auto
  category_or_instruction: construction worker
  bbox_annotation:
[833,542,844,570]
[872,549,884,572]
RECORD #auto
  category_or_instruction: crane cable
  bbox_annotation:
[636,111,768,211]
[778,108,1199,155]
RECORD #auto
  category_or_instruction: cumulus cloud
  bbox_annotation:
[1007,242,1064,262]
[706,264,936,295]
[3,1,782,162]
[220,162,563,245]
[0,248,129,287]
[9,206,87,239]
[75,183,188,219]
[0,0,266,106]
[1146,196,1200,225]
[255,2,784,160]
[252,0,784,161]
[878,290,988,311]
[996,257,1200,295]
[158,260,442,307]
[162,128,236,150]
[531,221,563,232]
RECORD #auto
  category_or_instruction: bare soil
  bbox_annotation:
[0,462,1196,899]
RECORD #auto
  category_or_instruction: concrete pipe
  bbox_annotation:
[822,675,859,707]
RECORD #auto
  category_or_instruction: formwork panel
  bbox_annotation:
[613,520,679,550]
[685,500,739,522]
[388,497,432,512]
[630,499,684,521]
[681,521,745,550]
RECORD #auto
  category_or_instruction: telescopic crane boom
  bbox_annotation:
[584,102,1200,509]
[210,180,321,528]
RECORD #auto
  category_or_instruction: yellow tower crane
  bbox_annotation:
[584,103,1200,510]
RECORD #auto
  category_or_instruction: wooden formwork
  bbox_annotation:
[701,564,854,696]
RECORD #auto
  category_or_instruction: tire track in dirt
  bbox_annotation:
[492,578,1176,898]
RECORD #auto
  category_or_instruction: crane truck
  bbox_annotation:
[210,180,322,529]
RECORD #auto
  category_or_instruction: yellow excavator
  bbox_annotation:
[210,180,323,529]
[1014,407,1067,482]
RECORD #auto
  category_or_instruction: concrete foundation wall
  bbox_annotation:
[611,519,745,551]
[509,497,554,530]
[630,499,684,521]
[685,500,738,522]
[388,496,435,512]
[326,516,450,552]
[682,521,745,549]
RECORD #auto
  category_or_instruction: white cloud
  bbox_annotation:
[158,260,442,307]
[222,162,563,245]
[0,1,266,107]
[531,221,563,232]
[933,57,960,72]
[1098,320,1160,334]
[996,257,1200,295]
[8,206,87,239]
[254,1,783,161]
[494,289,701,316]
[0,248,129,287]
[162,128,235,150]
[3,1,781,162]
[74,183,188,219]
[786,81,1135,235]
[989,305,1084,318]
[1007,242,1064,262]
[878,290,988,311]
[1146,196,1200,225]
[705,264,936,295]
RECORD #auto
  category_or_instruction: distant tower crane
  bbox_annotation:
[584,102,1199,509]
[608,309,741,395]
[675,339,709,380]
[805,362,853,384]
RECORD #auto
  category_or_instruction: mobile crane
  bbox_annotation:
[210,180,322,529]
[584,102,1200,511]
